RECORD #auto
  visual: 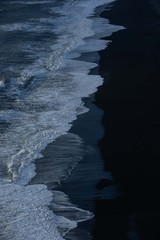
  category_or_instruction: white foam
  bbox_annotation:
[0,22,55,33]
[0,77,5,88]
[0,183,73,240]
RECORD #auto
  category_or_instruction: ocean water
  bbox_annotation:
[0,0,124,239]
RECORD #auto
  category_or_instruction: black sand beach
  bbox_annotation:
[97,0,160,239]
[59,0,160,240]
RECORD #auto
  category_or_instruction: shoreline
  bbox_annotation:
[56,3,122,240]
[29,2,113,239]
[59,0,160,239]
[29,0,160,239]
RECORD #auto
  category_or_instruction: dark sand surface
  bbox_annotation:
[59,0,160,240]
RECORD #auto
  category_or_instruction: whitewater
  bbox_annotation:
[0,0,124,239]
